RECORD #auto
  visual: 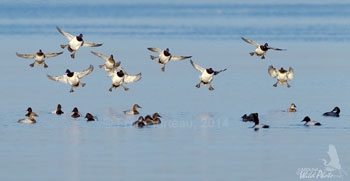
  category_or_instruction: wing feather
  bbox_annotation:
[287,67,294,80]
[241,37,260,48]
[76,65,94,79]
[16,53,36,59]
[82,41,102,47]
[56,26,74,41]
[268,47,286,51]
[147,48,162,53]
[124,73,142,84]
[91,51,108,61]
[268,65,278,78]
[190,60,205,73]
[170,55,192,61]
[214,68,227,75]
[47,74,68,84]
[44,52,63,58]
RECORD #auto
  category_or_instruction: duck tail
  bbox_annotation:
[60,44,67,49]
[315,123,321,126]
[263,125,270,128]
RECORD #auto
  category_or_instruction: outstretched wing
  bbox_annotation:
[56,26,74,41]
[124,73,142,84]
[45,52,63,58]
[91,51,108,61]
[268,65,278,78]
[147,48,162,53]
[268,47,286,51]
[16,53,36,59]
[47,74,68,84]
[287,67,294,80]
[76,65,94,79]
[82,41,103,47]
[241,37,260,48]
[170,55,192,61]
[190,60,205,73]
[214,68,227,75]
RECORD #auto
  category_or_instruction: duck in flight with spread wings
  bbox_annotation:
[107,63,141,92]
[241,37,285,59]
[47,65,94,93]
[268,65,294,88]
[56,26,102,59]
[16,49,63,68]
[147,48,192,72]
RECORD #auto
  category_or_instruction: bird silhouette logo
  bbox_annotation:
[320,144,347,176]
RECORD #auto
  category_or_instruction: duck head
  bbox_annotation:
[164,48,171,56]
[85,113,95,121]
[291,103,296,109]
[66,69,74,77]
[72,107,79,113]
[133,104,142,110]
[27,107,32,112]
[77,34,83,41]
[57,104,62,109]
[152,113,162,119]
[144,115,152,120]
[301,116,311,123]
[206,68,214,74]
[117,70,125,77]
[333,107,340,113]
[264,43,269,47]
[137,116,144,122]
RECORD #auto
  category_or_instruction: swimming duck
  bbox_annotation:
[242,113,258,122]
[251,114,269,129]
[301,116,321,126]
[85,113,95,121]
[16,49,63,68]
[132,116,145,128]
[144,115,154,125]
[25,107,38,117]
[56,26,102,59]
[241,37,285,59]
[52,104,64,115]
[268,65,294,88]
[287,103,297,112]
[152,113,162,124]
[123,104,142,115]
[71,107,81,118]
[47,65,94,93]
[91,51,121,72]
[147,48,192,72]
[18,112,37,124]
[190,59,226,91]
[323,107,340,117]
[107,64,141,92]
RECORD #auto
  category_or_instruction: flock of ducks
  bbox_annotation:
[15,27,340,129]
[241,104,341,130]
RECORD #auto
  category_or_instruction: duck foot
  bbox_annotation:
[249,52,254,56]
[44,64,48,68]
[29,63,34,67]
[273,83,278,87]
[161,66,165,72]
[209,85,214,91]
[195,83,200,88]
[261,55,265,59]
[81,83,86,87]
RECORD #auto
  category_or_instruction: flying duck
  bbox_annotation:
[25,107,38,117]
[16,49,63,68]
[56,26,102,59]
[242,113,258,122]
[18,112,37,124]
[251,113,269,129]
[52,104,64,115]
[123,104,142,115]
[85,113,95,121]
[268,65,294,88]
[47,65,94,93]
[107,64,141,92]
[190,59,226,91]
[301,116,321,126]
[287,103,297,112]
[71,107,81,118]
[323,107,340,117]
[241,37,285,59]
[147,48,192,72]
[91,51,121,72]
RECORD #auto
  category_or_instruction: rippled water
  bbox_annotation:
[1,1,350,180]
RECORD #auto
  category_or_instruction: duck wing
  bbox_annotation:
[287,67,294,80]
[91,51,108,61]
[82,41,103,47]
[190,60,205,73]
[268,65,278,78]
[170,55,192,61]
[241,37,260,48]
[268,47,286,51]
[47,74,68,84]
[56,26,74,41]
[214,68,227,75]
[16,52,36,59]
[124,73,142,84]
[45,52,63,58]
[76,65,94,79]
[147,48,162,53]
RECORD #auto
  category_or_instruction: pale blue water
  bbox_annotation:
[1,1,350,180]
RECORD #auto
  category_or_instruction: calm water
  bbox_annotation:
[1,1,350,180]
